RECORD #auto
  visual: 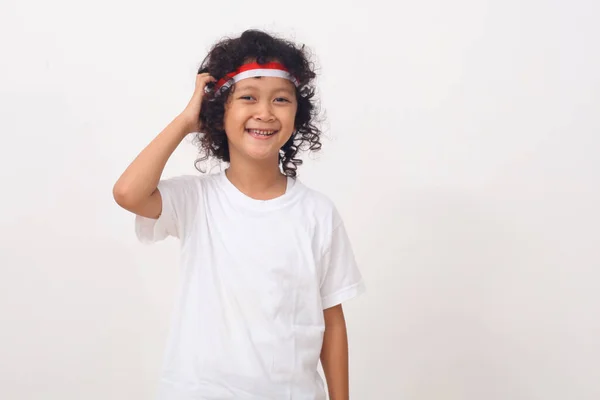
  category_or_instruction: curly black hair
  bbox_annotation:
[194,29,322,178]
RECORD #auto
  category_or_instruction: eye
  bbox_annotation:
[275,97,291,103]
[239,95,254,100]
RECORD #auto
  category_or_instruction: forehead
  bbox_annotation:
[234,76,295,93]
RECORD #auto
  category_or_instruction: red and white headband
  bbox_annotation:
[210,61,299,96]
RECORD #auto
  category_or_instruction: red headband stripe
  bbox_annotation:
[212,62,299,95]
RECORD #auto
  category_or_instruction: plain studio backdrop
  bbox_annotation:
[1,0,599,399]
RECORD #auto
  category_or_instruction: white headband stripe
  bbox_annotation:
[215,69,299,95]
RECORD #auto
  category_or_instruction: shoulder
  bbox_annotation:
[297,181,335,208]
[160,173,212,184]
[155,173,222,207]
[158,172,217,192]
[295,180,344,229]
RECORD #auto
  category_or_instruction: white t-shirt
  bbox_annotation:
[135,170,365,400]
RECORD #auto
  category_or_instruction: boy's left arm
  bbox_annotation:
[320,304,350,400]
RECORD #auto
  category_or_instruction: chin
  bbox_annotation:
[242,138,287,159]
[243,148,280,161]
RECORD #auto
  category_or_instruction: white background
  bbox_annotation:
[1,0,599,399]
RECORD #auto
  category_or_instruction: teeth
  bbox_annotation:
[248,129,276,136]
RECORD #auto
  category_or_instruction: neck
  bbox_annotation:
[225,152,287,200]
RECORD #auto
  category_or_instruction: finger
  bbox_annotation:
[196,74,216,85]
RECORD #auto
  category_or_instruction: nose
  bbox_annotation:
[253,100,275,122]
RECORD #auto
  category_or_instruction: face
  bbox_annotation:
[223,76,298,162]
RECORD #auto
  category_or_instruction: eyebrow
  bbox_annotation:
[236,85,295,96]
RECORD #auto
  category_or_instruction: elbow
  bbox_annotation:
[113,182,134,208]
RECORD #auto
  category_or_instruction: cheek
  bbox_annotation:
[223,107,247,130]
[281,108,297,129]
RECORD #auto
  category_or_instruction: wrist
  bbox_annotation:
[174,114,197,137]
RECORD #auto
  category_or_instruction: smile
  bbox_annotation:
[246,129,279,139]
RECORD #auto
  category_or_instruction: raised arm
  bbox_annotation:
[112,73,215,218]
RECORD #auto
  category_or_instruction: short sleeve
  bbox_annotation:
[319,213,366,310]
[135,175,200,243]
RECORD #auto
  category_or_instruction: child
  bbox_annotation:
[113,29,365,400]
